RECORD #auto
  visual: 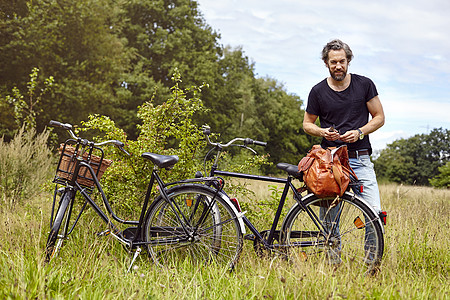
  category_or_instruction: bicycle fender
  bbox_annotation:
[216,190,246,235]
[284,192,385,234]
[161,185,246,235]
[343,191,385,234]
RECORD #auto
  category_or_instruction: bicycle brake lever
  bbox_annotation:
[242,145,257,155]
[109,140,130,156]
[118,146,130,156]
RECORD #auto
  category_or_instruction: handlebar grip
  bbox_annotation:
[253,140,267,147]
[49,120,73,130]
[202,125,211,135]
[244,138,267,147]
[111,140,124,147]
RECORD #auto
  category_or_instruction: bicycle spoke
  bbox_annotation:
[281,193,384,268]
[145,186,243,269]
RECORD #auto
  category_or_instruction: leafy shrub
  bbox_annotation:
[430,162,450,188]
[0,127,53,207]
[78,71,207,215]
[79,71,270,217]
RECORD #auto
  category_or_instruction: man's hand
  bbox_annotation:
[340,129,360,143]
[323,127,340,141]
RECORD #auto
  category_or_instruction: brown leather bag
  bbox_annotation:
[298,145,357,198]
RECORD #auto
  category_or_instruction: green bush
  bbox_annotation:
[79,71,269,216]
[430,161,450,188]
[0,127,53,208]
[78,71,206,215]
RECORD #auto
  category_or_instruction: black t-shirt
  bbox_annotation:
[306,74,378,153]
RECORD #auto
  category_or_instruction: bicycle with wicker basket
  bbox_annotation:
[45,121,245,271]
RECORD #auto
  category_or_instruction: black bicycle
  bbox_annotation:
[45,121,245,270]
[198,126,385,271]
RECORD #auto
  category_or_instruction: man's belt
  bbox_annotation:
[348,149,370,158]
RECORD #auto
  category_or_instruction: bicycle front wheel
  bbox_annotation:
[45,189,74,262]
[281,192,384,271]
[144,185,243,269]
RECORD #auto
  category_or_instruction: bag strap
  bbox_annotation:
[332,164,345,195]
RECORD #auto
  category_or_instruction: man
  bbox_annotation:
[303,39,385,214]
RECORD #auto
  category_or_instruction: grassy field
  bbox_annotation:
[0,182,448,299]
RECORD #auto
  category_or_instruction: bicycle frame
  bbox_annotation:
[53,157,153,247]
[209,168,328,251]
[53,150,230,250]
[203,129,332,252]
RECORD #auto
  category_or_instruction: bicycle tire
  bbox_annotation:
[144,184,243,269]
[281,192,384,271]
[45,189,74,262]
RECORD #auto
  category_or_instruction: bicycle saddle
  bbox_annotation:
[142,153,179,169]
[276,163,303,180]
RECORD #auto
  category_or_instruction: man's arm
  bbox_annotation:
[303,111,340,141]
[340,96,385,143]
[362,95,385,134]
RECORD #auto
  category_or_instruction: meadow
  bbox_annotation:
[0,181,448,299]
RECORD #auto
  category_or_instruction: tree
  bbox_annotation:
[0,0,314,173]
[4,67,54,132]
[121,0,220,87]
[117,0,223,137]
[249,77,311,170]
[374,128,450,185]
[430,162,450,188]
[0,0,131,138]
[197,46,255,136]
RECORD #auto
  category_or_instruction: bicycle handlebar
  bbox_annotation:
[49,120,130,155]
[49,120,73,131]
[201,125,267,175]
[202,125,267,149]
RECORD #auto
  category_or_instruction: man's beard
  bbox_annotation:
[330,69,346,81]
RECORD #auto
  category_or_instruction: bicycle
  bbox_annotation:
[45,121,245,270]
[198,126,385,271]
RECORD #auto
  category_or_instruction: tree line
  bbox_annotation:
[374,128,450,187]
[1,0,448,185]
[0,0,314,173]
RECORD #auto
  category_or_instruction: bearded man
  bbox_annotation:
[303,39,385,215]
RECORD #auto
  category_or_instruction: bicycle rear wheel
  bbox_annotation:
[281,192,384,271]
[45,189,74,262]
[144,185,243,269]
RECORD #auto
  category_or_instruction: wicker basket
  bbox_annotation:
[56,144,112,188]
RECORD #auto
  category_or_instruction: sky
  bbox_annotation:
[196,0,450,151]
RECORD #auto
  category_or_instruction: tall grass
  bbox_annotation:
[0,166,448,298]
[0,127,53,208]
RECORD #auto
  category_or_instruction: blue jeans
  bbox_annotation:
[349,154,381,213]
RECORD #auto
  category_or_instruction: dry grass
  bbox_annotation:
[0,182,448,299]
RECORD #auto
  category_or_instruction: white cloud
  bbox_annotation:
[197,0,450,149]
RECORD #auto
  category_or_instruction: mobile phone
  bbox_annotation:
[329,126,337,132]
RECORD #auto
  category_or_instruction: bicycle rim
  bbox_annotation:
[144,185,243,269]
[281,193,384,271]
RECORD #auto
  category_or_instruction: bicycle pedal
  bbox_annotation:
[97,229,111,237]
[244,234,256,241]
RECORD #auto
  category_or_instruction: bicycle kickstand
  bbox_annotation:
[127,246,142,273]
